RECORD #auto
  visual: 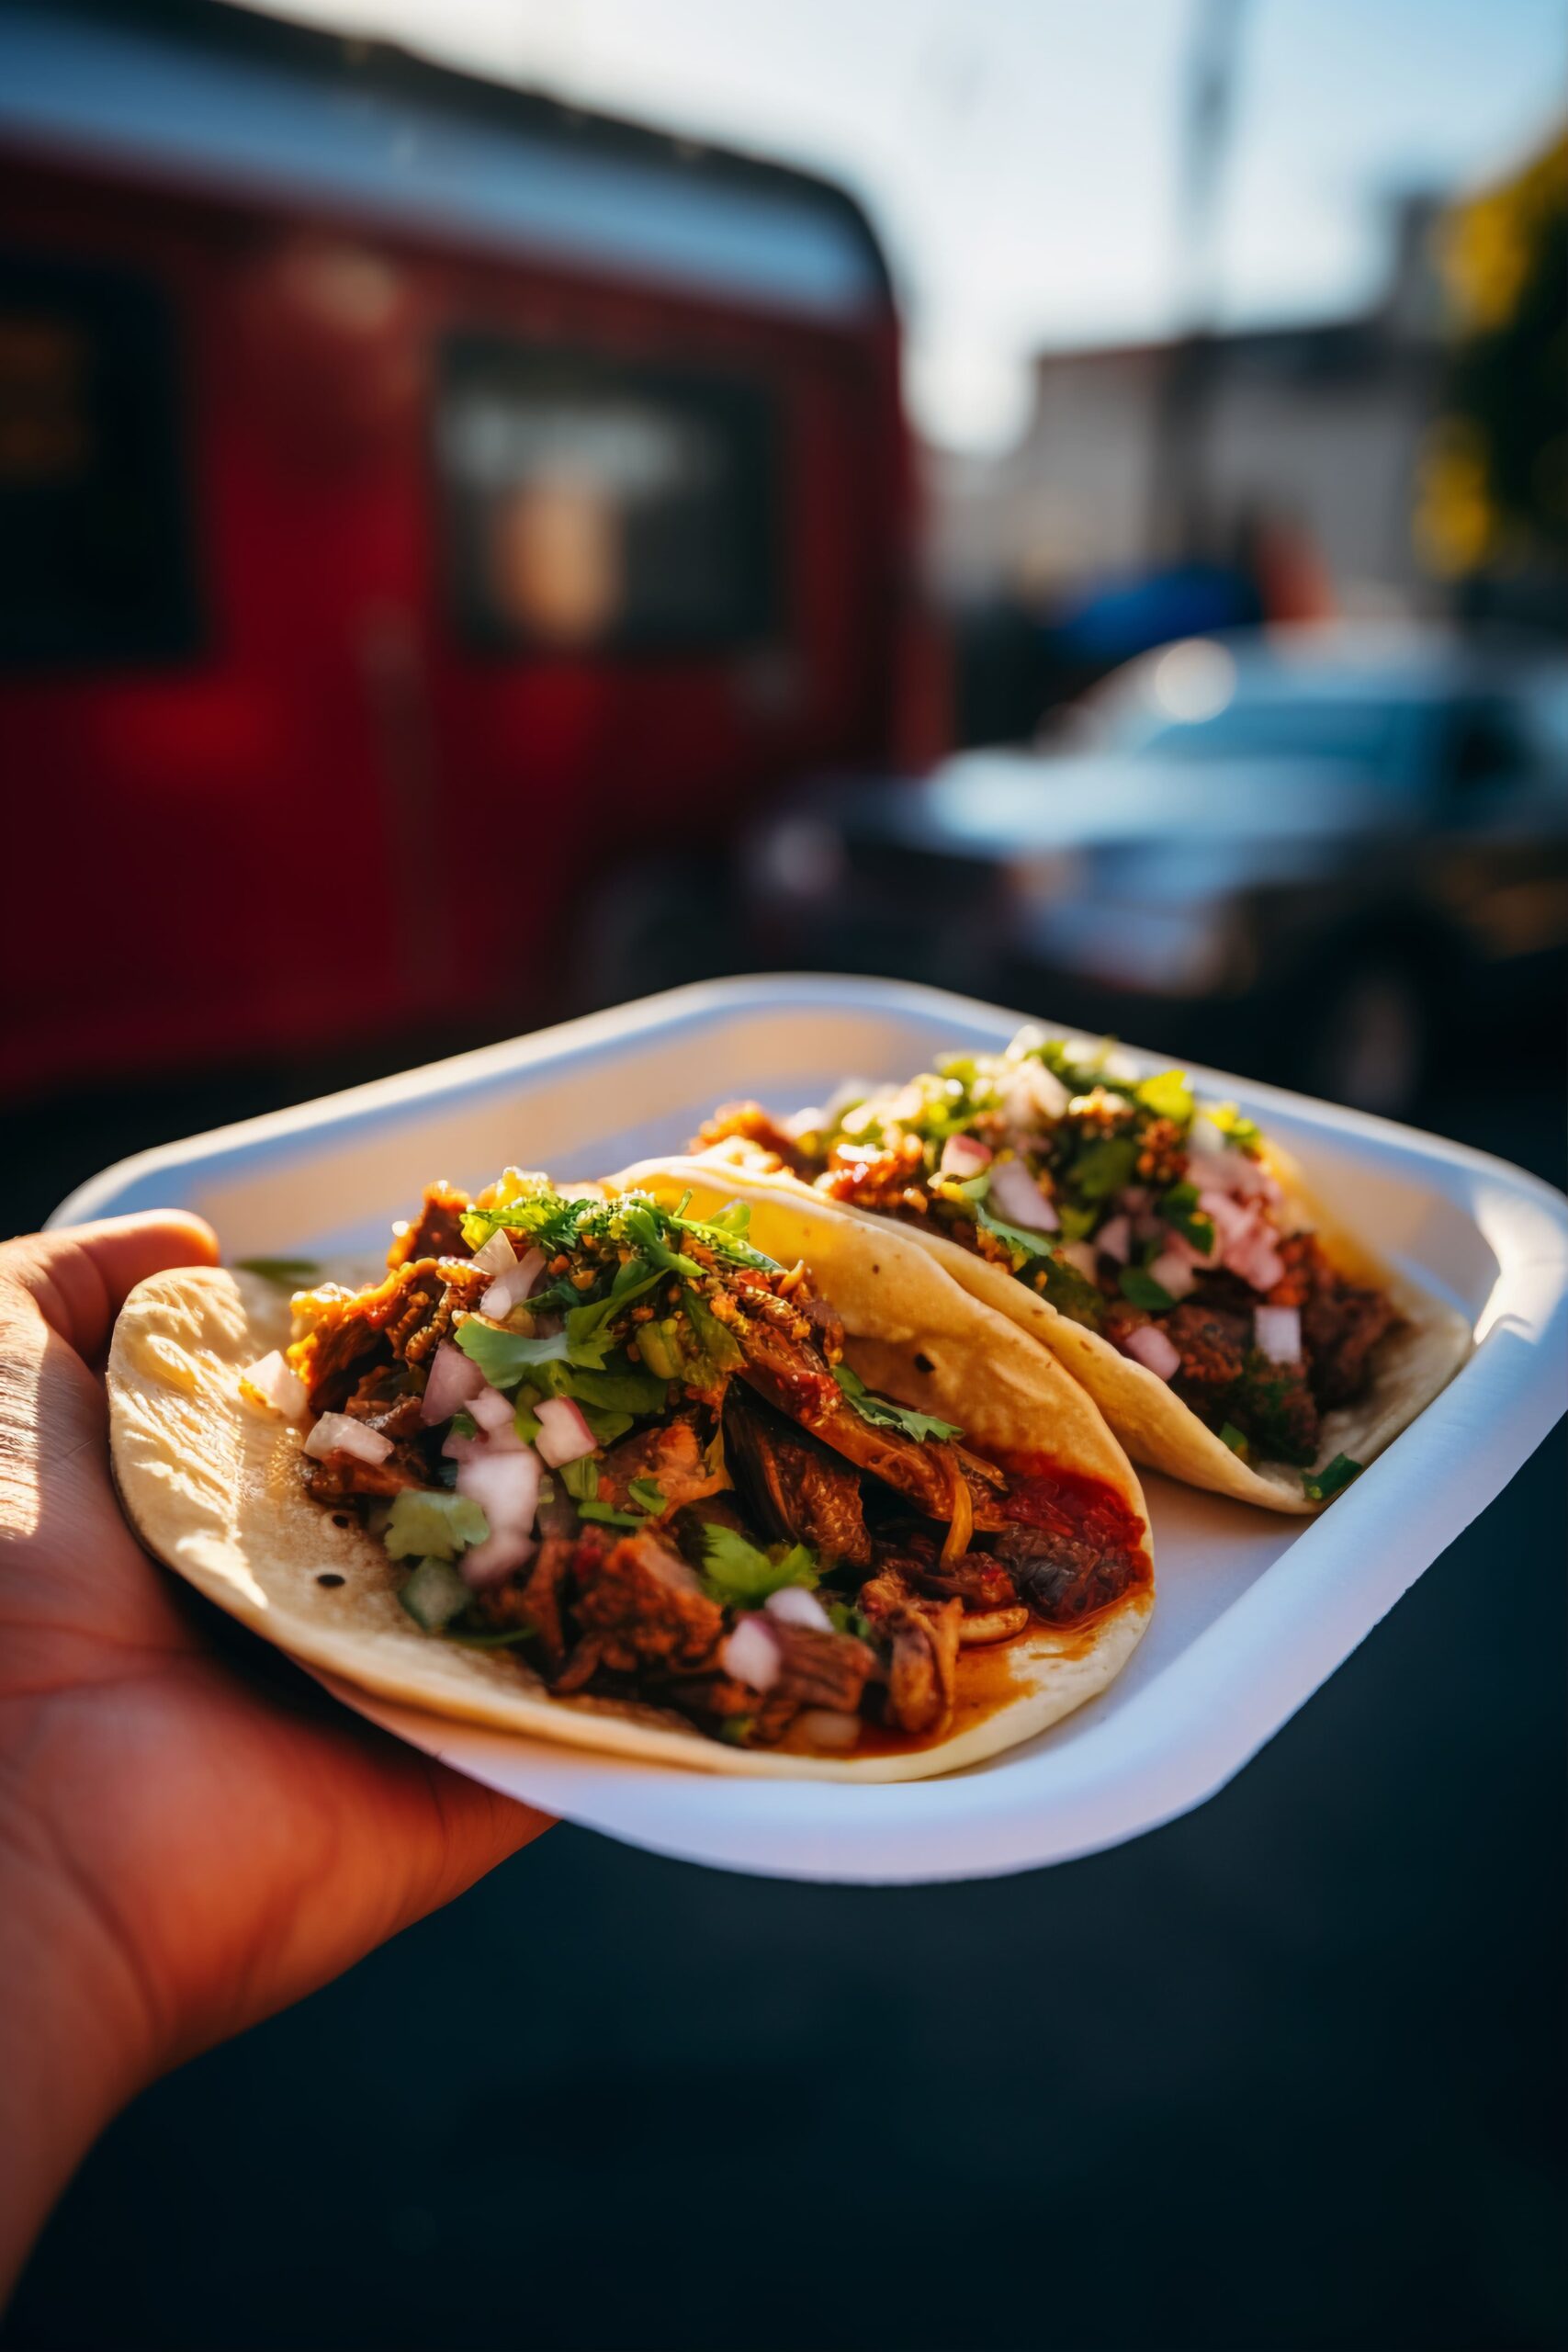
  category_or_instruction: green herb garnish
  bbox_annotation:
[700,1525,818,1606]
[1117,1265,1175,1312]
[830,1362,963,1444]
[1303,1453,1363,1502]
[398,1556,471,1631]
[1219,1421,1250,1456]
[383,1488,490,1561]
[1070,1135,1139,1204]
[559,1456,603,1504]
[1157,1182,1216,1256]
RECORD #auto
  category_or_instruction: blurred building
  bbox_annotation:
[931,194,1448,623]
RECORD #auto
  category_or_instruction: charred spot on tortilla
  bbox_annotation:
[107,1166,1155,1782]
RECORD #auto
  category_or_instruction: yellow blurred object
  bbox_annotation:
[1413,416,1496,577]
[1438,132,1567,334]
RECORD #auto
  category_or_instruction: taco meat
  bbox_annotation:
[274,1172,1151,1759]
[694,1035,1406,1486]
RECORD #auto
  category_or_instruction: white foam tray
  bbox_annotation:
[58,978,1568,1883]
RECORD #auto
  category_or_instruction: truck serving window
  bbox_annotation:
[0,255,198,666]
[437,335,777,654]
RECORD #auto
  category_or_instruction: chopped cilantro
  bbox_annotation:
[700,1525,818,1606]
[1070,1135,1138,1204]
[682,1286,746,1375]
[830,1362,963,1443]
[1158,1183,1216,1256]
[383,1489,490,1561]
[631,1300,741,1391]
[580,1476,667,1531]
[455,1319,569,1386]
[678,1198,780,1272]
[558,1456,602,1503]
[827,1600,874,1643]
[1117,1266,1176,1312]
[1303,1453,1363,1502]
[398,1556,471,1632]
[461,1186,589,1256]
[1219,1421,1250,1456]
[235,1255,321,1286]
[1035,1254,1106,1330]
[974,1196,1055,1265]
[449,1409,478,1440]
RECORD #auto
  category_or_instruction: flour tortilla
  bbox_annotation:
[107,1182,1154,1781]
[686,1142,1472,1514]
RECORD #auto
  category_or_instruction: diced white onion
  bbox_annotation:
[720,1613,783,1691]
[1196,1189,1246,1260]
[479,1247,547,1319]
[797,1708,862,1752]
[1188,1114,1228,1159]
[468,1228,518,1279]
[1121,1324,1181,1382]
[303,1411,393,1464]
[459,1526,536,1590]
[1010,1063,1072,1124]
[1148,1250,1197,1301]
[241,1351,308,1419]
[534,1396,598,1467]
[1188,1147,1274,1202]
[1097,1213,1132,1264]
[457,1446,541,1534]
[442,1426,486,1464]
[940,1134,992,1178]
[1059,1239,1100,1281]
[765,1585,833,1632]
[1255,1305,1303,1363]
[421,1340,486,1425]
[469,1385,518,1432]
[987,1156,1060,1232]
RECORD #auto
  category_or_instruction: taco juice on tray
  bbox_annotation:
[694,1031,1471,1513]
[108,1166,1155,1781]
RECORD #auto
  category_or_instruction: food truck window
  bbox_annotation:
[437,336,777,654]
[0,256,199,666]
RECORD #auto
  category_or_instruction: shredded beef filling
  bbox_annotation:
[294,1174,1151,1751]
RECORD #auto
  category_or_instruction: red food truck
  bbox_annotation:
[0,0,938,1099]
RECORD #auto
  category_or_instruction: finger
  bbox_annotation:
[0,1214,220,1361]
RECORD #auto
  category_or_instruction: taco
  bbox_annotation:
[107,1165,1154,1781]
[691,1031,1471,1514]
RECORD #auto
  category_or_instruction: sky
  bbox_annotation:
[261,0,1568,448]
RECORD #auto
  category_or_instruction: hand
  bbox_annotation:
[0,1215,548,2294]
